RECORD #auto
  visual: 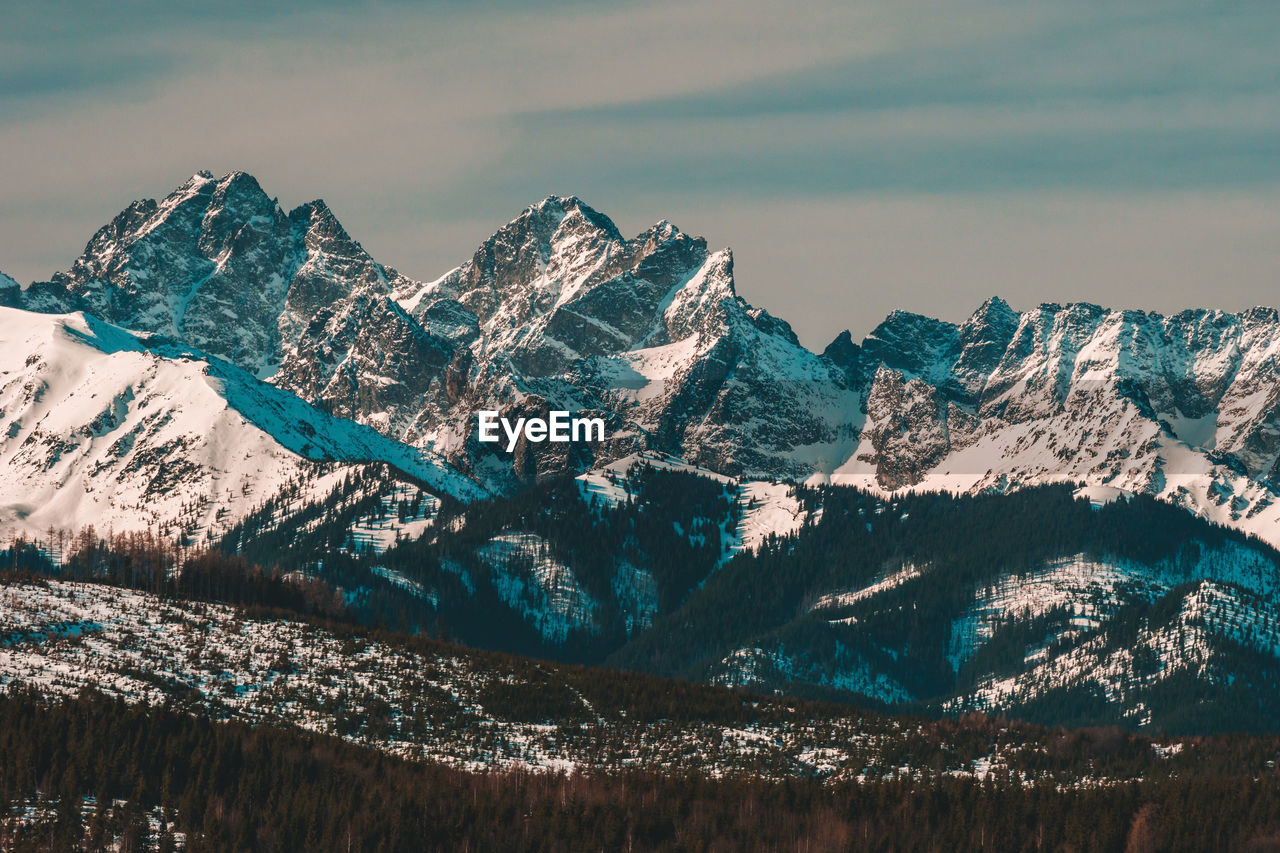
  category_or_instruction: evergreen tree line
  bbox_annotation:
[5,690,1280,851]
[11,477,1280,732]
[608,484,1280,732]
[0,528,347,621]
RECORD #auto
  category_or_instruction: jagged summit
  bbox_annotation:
[0,170,838,490]
[0,170,418,379]
[525,194,625,240]
[11,175,1280,735]
[290,197,348,231]
[381,192,839,485]
[6,172,1280,548]
[822,328,855,357]
[971,295,1015,317]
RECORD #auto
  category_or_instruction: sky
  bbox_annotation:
[2,0,1277,349]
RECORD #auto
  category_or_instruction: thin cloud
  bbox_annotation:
[495,0,1280,195]
[522,3,1278,123]
[0,0,1276,345]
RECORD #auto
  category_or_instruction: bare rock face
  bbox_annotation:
[824,296,1280,541]
[382,195,859,489]
[13,172,294,374]
[862,366,977,490]
[952,296,1019,403]
[7,173,438,401]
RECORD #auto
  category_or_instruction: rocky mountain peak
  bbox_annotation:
[536,195,624,240]
[1242,305,1280,327]
[1,172,418,377]
[291,198,352,242]
[954,296,1021,401]
[821,329,865,387]
[862,310,960,384]
[822,329,857,360]
[286,198,389,294]
[969,295,1017,326]
[13,175,1280,551]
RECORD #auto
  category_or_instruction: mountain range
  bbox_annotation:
[4,170,1280,730]
[5,170,1278,545]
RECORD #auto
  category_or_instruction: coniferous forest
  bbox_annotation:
[6,689,1280,850]
[5,1,1276,844]
[9,478,1280,849]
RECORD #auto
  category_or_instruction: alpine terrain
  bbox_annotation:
[4,170,1280,737]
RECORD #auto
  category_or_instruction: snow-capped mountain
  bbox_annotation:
[5,170,1280,554]
[823,299,1280,548]
[7,171,1280,731]
[4,170,451,451]
[0,306,481,540]
[389,195,861,488]
[4,176,857,494]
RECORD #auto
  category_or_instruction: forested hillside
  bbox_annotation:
[6,682,1280,850]
[192,466,1280,732]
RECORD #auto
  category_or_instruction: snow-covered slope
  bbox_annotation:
[7,171,1280,553]
[4,178,858,493]
[0,307,481,538]
[691,489,1280,727]
[941,546,1280,725]
[821,299,1280,549]
[3,578,1171,781]
[386,196,860,489]
[476,532,600,643]
[576,451,812,558]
